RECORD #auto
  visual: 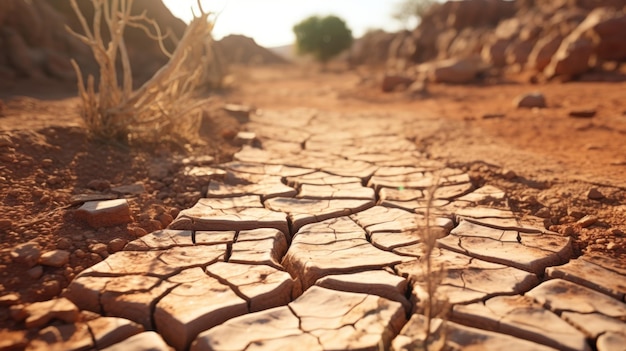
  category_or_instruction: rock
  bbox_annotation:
[577,214,598,228]
[381,74,414,92]
[18,297,79,328]
[87,179,111,191]
[27,265,43,279]
[587,187,605,200]
[90,243,110,258]
[569,109,597,118]
[39,250,70,267]
[514,92,546,108]
[10,242,41,267]
[482,113,505,119]
[108,238,128,253]
[535,207,552,218]
[502,169,517,180]
[222,103,253,122]
[0,330,27,350]
[425,57,488,84]
[111,183,145,195]
[233,131,258,146]
[75,199,133,228]
[0,293,20,306]
[527,33,563,72]
[69,193,118,206]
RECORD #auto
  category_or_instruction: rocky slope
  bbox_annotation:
[352,0,626,83]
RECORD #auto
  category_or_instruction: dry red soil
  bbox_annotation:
[1,64,625,321]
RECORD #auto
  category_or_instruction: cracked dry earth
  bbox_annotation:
[7,108,626,351]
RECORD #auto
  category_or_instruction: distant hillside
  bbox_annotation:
[216,35,290,65]
[268,44,296,61]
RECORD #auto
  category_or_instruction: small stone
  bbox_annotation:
[21,297,79,328]
[514,92,546,108]
[89,243,109,258]
[41,279,62,298]
[0,330,27,350]
[41,159,54,167]
[10,242,41,268]
[156,213,173,228]
[587,188,605,200]
[87,179,111,191]
[47,175,63,186]
[0,293,20,306]
[111,183,145,195]
[130,227,148,237]
[569,109,596,118]
[27,266,43,279]
[74,199,133,228]
[382,74,414,92]
[482,113,505,119]
[74,249,87,259]
[577,215,598,228]
[108,238,127,253]
[39,250,70,267]
[234,132,258,146]
[56,237,72,250]
[535,207,551,218]
[502,169,517,180]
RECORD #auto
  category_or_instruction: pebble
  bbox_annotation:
[107,238,127,253]
[40,279,61,298]
[89,243,109,258]
[587,188,605,200]
[514,92,546,108]
[87,179,111,191]
[56,238,72,250]
[534,207,551,218]
[73,249,86,259]
[39,250,70,267]
[502,170,517,180]
[130,227,148,237]
[10,242,41,268]
[0,293,20,306]
[26,266,43,280]
[576,215,598,228]
[569,109,596,118]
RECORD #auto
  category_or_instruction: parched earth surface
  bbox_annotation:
[1,65,626,350]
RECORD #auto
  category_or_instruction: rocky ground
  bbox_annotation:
[1,64,625,349]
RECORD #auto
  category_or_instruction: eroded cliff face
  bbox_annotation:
[0,0,188,84]
[352,0,626,81]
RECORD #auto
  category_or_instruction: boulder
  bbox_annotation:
[424,57,488,84]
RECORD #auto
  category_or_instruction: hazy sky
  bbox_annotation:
[162,0,408,48]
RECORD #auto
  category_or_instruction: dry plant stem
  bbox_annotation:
[67,0,219,143]
[420,172,446,350]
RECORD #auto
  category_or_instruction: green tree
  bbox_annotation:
[293,15,353,66]
[392,0,437,29]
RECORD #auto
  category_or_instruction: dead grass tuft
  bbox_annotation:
[67,0,221,144]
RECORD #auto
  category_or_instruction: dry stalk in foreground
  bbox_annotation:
[68,0,219,143]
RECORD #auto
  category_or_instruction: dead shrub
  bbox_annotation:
[67,0,220,144]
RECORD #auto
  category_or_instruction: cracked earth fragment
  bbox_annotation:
[169,195,289,233]
[192,286,406,351]
[265,197,374,233]
[452,295,590,351]
[396,249,539,307]
[282,217,414,290]
[439,219,572,274]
